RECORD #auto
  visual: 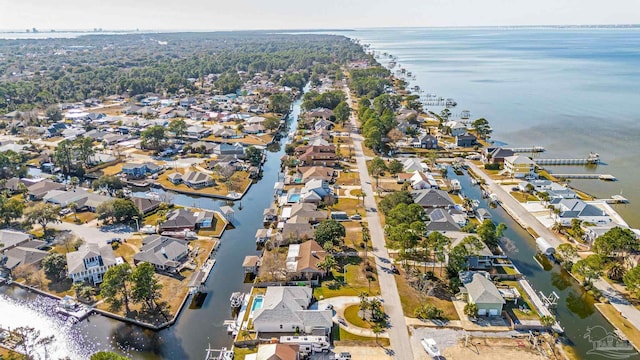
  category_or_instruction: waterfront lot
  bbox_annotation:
[156,168,251,198]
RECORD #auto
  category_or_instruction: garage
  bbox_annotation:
[477,309,487,316]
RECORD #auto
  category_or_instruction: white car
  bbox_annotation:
[421,338,441,358]
[335,352,351,360]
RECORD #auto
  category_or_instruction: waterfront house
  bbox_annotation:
[160,209,197,232]
[288,203,328,224]
[248,343,300,360]
[0,230,32,252]
[66,244,117,284]
[518,180,577,200]
[255,228,272,244]
[122,162,163,178]
[313,119,335,132]
[296,145,338,167]
[301,179,332,202]
[214,143,245,157]
[43,189,111,212]
[252,286,333,335]
[130,196,162,215]
[286,240,327,282]
[456,133,477,148]
[459,271,505,316]
[484,147,515,164]
[182,170,214,189]
[410,171,439,190]
[550,198,612,226]
[1,243,48,271]
[425,208,461,232]
[447,121,468,137]
[27,180,66,201]
[134,235,189,272]
[279,222,315,244]
[412,189,455,209]
[403,158,428,173]
[294,166,335,184]
[503,155,536,179]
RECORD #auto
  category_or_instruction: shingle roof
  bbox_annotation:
[66,243,116,275]
[412,189,454,208]
[464,272,505,305]
[134,235,188,268]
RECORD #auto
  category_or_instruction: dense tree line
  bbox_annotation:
[0,32,366,112]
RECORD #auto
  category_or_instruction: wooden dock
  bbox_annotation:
[505,146,545,153]
[552,173,616,181]
[535,152,601,165]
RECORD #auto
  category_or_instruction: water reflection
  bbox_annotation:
[551,271,573,291]
[566,290,596,319]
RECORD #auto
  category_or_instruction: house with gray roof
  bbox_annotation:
[460,271,505,316]
[66,243,117,284]
[550,198,612,226]
[134,235,189,272]
[253,286,333,335]
[425,208,461,232]
[412,189,455,209]
[122,162,163,178]
[27,180,66,200]
[1,242,48,271]
[182,170,214,189]
[0,230,32,252]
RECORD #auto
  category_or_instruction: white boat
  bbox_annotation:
[230,292,244,308]
[421,338,441,358]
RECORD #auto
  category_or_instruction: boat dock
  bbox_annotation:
[535,152,601,165]
[551,173,616,181]
[505,146,545,153]
[605,195,629,204]
[518,279,563,333]
[188,259,216,294]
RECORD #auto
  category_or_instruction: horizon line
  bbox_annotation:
[1,23,639,33]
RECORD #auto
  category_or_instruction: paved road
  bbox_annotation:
[465,161,561,247]
[344,85,415,360]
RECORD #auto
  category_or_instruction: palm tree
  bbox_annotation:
[608,263,626,281]
[552,221,563,233]
[317,255,337,278]
[358,292,370,319]
[372,323,384,345]
[68,202,78,221]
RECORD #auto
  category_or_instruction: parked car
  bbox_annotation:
[325,304,333,310]
[390,265,399,274]
[335,352,351,360]
[350,214,362,220]
[107,238,122,244]
[59,208,72,216]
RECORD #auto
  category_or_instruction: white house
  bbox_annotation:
[252,286,333,335]
[550,198,612,226]
[410,171,439,190]
[66,244,117,284]
[403,158,428,173]
[503,155,536,179]
[446,121,468,137]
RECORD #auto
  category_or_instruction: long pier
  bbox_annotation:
[551,173,616,181]
[535,152,601,165]
[505,146,545,153]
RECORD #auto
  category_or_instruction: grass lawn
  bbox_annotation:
[143,211,165,226]
[344,305,372,329]
[394,269,459,320]
[596,303,640,350]
[343,222,364,249]
[190,239,216,266]
[233,347,257,360]
[510,191,539,203]
[501,281,539,320]
[336,171,360,186]
[62,212,97,224]
[156,169,251,198]
[99,163,125,176]
[330,198,362,216]
[315,263,380,299]
[197,212,227,237]
[113,242,138,264]
[333,325,390,347]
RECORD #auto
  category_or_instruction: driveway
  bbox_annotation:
[49,221,134,245]
[317,296,390,339]
[344,85,415,359]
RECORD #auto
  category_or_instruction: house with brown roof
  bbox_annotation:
[27,180,66,200]
[130,196,162,215]
[294,166,335,184]
[286,240,326,281]
[295,145,338,167]
[279,222,314,244]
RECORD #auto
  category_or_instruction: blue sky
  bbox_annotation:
[1,0,639,31]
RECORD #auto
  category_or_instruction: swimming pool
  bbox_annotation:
[288,194,301,203]
[251,296,264,313]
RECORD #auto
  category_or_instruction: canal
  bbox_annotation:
[448,168,640,360]
[0,91,303,359]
